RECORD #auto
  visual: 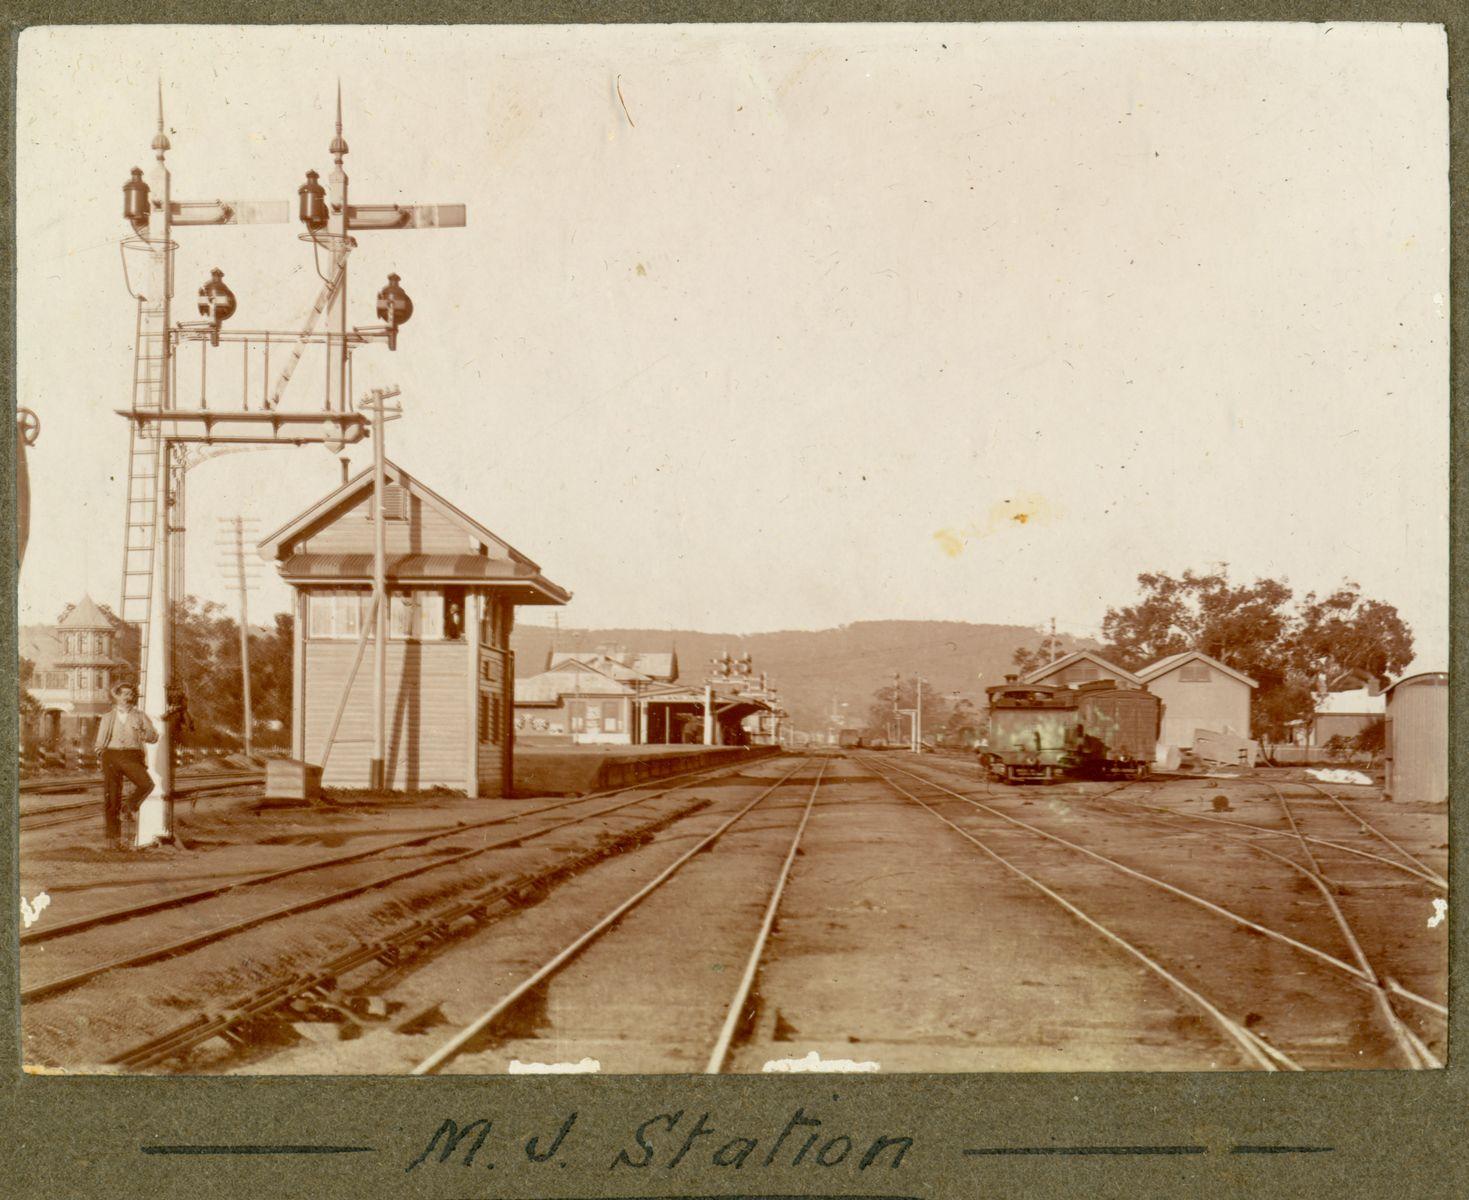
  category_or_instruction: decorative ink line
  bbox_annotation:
[1230,1145,1335,1154]
[964,1145,1207,1156]
[141,1145,375,1156]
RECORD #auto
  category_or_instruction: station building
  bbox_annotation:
[514,648,779,746]
[258,460,569,795]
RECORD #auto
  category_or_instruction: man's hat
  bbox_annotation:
[111,681,138,699]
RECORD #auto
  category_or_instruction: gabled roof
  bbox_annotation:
[547,651,652,682]
[1021,649,1141,686]
[256,458,569,604]
[258,459,534,569]
[1138,650,1258,689]
[57,594,114,629]
[514,663,637,703]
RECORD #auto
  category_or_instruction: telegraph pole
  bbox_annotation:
[217,515,259,756]
[914,675,924,753]
[357,387,403,790]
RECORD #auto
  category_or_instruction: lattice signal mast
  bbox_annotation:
[117,84,465,841]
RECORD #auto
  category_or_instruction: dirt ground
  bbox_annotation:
[18,752,1447,1075]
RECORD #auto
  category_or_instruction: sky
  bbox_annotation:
[15,23,1450,668]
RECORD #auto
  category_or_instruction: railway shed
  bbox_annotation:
[1384,672,1448,804]
[1138,650,1256,756]
[259,460,570,795]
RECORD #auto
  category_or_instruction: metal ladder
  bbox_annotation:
[118,294,168,703]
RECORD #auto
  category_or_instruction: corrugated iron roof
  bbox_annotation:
[278,553,570,601]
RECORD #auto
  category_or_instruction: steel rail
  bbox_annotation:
[862,758,1292,1071]
[18,766,262,797]
[1295,780,1447,889]
[19,775,266,833]
[706,757,828,1074]
[1265,784,1434,1070]
[409,758,814,1075]
[1038,790,1450,1021]
[21,755,765,947]
[880,757,1447,1023]
[21,761,771,1003]
[108,798,712,1070]
[913,755,1445,891]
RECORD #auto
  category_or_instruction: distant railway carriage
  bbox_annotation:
[838,730,863,750]
[980,680,1162,783]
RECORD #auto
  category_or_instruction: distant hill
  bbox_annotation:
[510,620,1096,732]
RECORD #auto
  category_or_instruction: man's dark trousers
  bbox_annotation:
[102,748,154,844]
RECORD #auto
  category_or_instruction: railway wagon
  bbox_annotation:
[1071,680,1162,778]
[980,680,1162,783]
[838,730,863,750]
[981,683,1078,783]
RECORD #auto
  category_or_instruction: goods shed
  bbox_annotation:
[1138,650,1257,761]
[259,460,569,795]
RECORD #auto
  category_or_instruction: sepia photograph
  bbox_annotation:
[13,22,1449,1077]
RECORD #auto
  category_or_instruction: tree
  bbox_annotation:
[169,596,294,748]
[1290,583,1414,686]
[865,677,953,745]
[1101,569,1294,678]
[940,697,985,749]
[1097,569,1414,754]
[1352,715,1386,765]
[1009,624,1073,680]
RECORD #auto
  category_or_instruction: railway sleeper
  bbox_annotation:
[114,797,713,1070]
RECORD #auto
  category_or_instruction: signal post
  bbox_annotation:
[116,88,464,844]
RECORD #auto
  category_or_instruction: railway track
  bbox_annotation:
[862,753,1441,1070]
[19,765,261,798]
[410,756,827,1075]
[22,754,772,952]
[98,755,825,1073]
[18,772,266,834]
[25,755,801,1059]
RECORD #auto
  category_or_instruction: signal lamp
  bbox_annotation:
[376,274,414,350]
[298,169,328,231]
[196,268,237,346]
[123,167,150,231]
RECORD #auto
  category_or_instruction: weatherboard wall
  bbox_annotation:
[302,638,470,792]
[1146,663,1251,750]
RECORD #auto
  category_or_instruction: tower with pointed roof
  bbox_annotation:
[34,594,134,746]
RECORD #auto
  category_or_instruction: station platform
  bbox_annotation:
[513,744,781,796]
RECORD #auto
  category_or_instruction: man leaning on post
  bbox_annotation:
[94,681,158,850]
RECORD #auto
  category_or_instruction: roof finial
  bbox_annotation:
[329,79,349,164]
[151,77,171,157]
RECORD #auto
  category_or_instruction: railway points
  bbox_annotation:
[883,753,1446,1068]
